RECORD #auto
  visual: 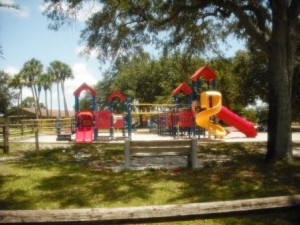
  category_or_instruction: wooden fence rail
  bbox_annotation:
[1,195,299,224]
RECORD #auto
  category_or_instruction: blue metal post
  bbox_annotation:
[92,96,97,141]
[211,79,217,89]
[122,102,126,137]
[109,102,114,138]
[75,96,79,128]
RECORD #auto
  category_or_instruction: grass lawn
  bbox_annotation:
[0,141,300,224]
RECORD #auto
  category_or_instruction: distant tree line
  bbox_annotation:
[90,49,300,122]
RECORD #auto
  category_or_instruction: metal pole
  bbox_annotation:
[127,98,132,138]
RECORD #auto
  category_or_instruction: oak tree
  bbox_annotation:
[44,0,300,162]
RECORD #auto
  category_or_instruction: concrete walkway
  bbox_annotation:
[8,129,300,171]
[11,130,300,143]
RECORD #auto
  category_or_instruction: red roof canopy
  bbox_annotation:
[77,111,93,117]
[189,66,217,82]
[108,90,126,102]
[172,82,192,95]
[73,83,96,97]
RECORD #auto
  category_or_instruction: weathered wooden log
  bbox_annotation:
[0,195,299,224]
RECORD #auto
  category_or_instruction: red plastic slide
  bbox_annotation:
[217,106,257,137]
[75,127,93,143]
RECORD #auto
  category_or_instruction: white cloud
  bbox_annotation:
[39,1,102,23]
[1,0,30,18]
[55,62,98,110]
[69,62,97,87]
[76,46,100,59]
[76,2,102,22]
[4,66,19,76]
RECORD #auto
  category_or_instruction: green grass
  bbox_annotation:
[0,142,300,224]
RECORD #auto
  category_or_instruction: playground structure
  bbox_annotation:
[190,66,257,138]
[73,83,128,143]
[71,65,256,143]
[145,65,257,139]
[73,83,97,143]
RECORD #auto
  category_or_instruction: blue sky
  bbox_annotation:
[1,0,245,111]
[1,0,102,110]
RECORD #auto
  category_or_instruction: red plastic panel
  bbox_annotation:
[95,111,112,129]
[178,109,194,127]
[77,111,93,128]
[114,118,124,128]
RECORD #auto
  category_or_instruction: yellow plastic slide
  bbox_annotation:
[195,91,226,138]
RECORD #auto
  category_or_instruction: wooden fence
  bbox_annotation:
[0,124,9,153]
[0,195,299,224]
[0,118,73,153]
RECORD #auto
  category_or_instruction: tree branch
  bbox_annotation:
[213,0,270,51]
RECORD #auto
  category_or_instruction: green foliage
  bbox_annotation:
[47,60,74,116]
[94,51,206,105]
[93,51,266,111]
[21,97,46,109]
[231,51,268,107]
[78,92,93,111]
[44,0,233,61]
[0,71,16,114]
[240,108,258,123]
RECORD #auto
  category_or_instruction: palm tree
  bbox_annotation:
[59,63,73,117]
[8,73,25,109]
[48,61,62,118]
[20,58,43,118]
[38,73,53,117]
[48,60,73,117]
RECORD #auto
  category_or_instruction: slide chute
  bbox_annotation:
[217,106,257,137]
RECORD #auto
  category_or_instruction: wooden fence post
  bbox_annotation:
[190,137,197,169]
[35,128,39,153]
[21,121,24,136]
[3,125,9,154]
[124,138,131,169]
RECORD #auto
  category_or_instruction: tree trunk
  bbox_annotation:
[20,87,23,106]
[33,84,42,117]
[50,87,53,117]
[61,81,69,117]
[30,85,39,119]
[44,89,49,117]
[57,82,61,118]
[266,1,296,162]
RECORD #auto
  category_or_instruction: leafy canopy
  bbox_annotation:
[44,0,271,60]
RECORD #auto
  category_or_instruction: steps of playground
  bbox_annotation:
[134,128,152,134]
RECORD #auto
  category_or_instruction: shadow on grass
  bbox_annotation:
[1,142,300,223]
